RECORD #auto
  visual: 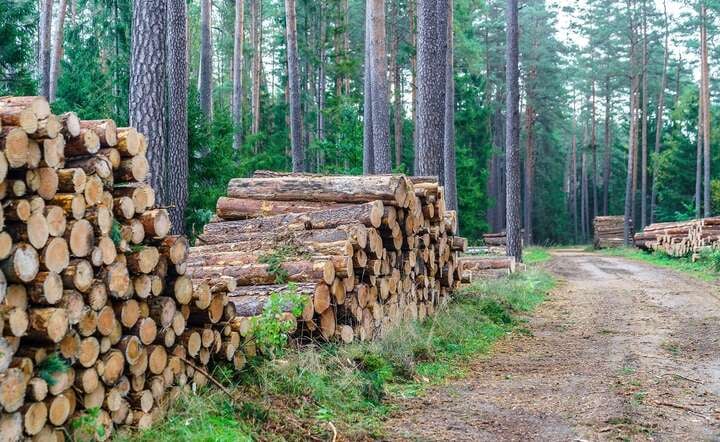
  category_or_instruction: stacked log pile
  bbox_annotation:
[0,97,244,440]
[593,216,631,248]
[634,217,720,257]
[188,171,468,343]
[482,232,507,247]
[458,255,517,281]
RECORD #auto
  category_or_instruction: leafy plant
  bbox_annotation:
[110,220,123,246]
[257,245,307,284]
[70,407,105,441]
[249,285,306,356]
[37,353,70,386]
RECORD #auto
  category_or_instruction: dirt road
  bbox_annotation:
[387,250,720,441]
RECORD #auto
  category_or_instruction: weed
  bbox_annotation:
[661,341,680,356]
[250,285,306,356]
[600,247,720,281]
[70,407,105,442]
[257,245,308,284]
[619,366,636,376]
[523,247,553,265]
[37,353,70,386]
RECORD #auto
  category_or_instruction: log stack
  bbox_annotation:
[188,171,468,343]
[593,216,631,248]
[458,255,517,282]
[634,217,720,257]
[0,96,245,440]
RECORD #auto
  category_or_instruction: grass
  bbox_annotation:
[523,247,553,265]
[123,269,556,442]
[599,247,720,282]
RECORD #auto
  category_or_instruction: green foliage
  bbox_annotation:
[70,407,105,442]
[128,270,555,441]
[37,353,70,386]
[523,247,552,265]
[250,286,307,356]
[257,245,307,284]
[600,247,720,281]
[0,0,36,95]
[110,220,122,246]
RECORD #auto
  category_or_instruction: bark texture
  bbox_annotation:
[199,0,213,119]
[443,0,457,212]
[363,1,374,174]
[650,0,669,224]
[370,0,391,173]
[415,0,448,177]
[285,0,304,171]
[232,0,245,150]
[130,0,167,204]
[505,0,521,260]
[49,0,68,102]
[251,0,262,136]
[39,0,53,98]
[166,0,189,234]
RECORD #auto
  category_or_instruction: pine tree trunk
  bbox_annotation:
[640,0,648,229]
[166,0,189,234]
[251,0,262,136]
[696,93,703,219]
[603,75,612,216]
[285,0,303,172]
[39,0,53,98]
[199,0,213,120]
[415,0,448,177]
[392,0,403,169]
[650,0,669,224]
[624,5,638,245]
[505,0,522,260]
[410,0,418,158]
[370,0,391,173]
[343,0,350,95]
[702,3,711,217]
[49,0,68,102]
[571,102,578,242]
[130,0,167,205]
[362,1,374,174]
[591,80,598,225]
[317,3,325,144]
[232,0,245,150]
[524,99,534,245]
[443,0,457,212]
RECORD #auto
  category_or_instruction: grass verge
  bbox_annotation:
[523,247,553,265]
[599,247,720,282]
[123,269,555,442]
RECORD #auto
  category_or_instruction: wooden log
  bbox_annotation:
[187,259,335,285]
[80,119,118,147]
[227,174,409,206]
[216,197,359,220]
[2,243,39,283]
[64,128,100,157]
[27,307,68,343]
[0,127,29,168]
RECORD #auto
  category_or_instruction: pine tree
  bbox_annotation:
[505,0,522,260]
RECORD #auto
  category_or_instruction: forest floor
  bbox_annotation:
[386,249,720,441]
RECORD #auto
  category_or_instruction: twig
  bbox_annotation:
[327,421,337,442]
[652,401,710,421]
[180,357,237,403]
[660,372,704,385]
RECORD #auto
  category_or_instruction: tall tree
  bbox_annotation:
[232,0,245,150]
[130,0,167,204]
[370,0,391,172]
[571,102,578,242]
[166,0,188,233]
[251,0,262,136]
[443,0,457,211]
[650,0,669,224]
[505,0,521,260]
[199,0,213,119]
[39,0,53,98]
[624,0,638,245]
[603,75,612,216]
[391,0,403,169]
[701,2,711,217]
[640,0,648,229]
[49,0,68,102]
[285,0,303,171]
[415,0,448,177]
[362,1,374,174]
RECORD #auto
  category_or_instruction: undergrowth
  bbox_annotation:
[125,269,555,441]
[600,247,720,281]
[523,247,552,265]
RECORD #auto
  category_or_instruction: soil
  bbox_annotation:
[386,250,720,441]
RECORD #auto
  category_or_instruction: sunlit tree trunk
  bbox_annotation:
[285,0,303,171]
[49,0,68,102]
[39,0,53,98]
[232,0,245,150]
[199,0,213,120]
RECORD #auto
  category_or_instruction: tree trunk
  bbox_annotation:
[505,0,521,261]
[581,150,587,241]
[362,1,374,174]
[232,0,245,150]
[392,0,403,169]
[166,0,189,234]
[571,101,578,242]
[317,3,325,145]
[591,79,598,226]
[415,0,448,178]
[443,0,457,212]
[603,74,612,216]
[370,0,391,173]
[523,98,534,245]
[702,3,711,217]
[410,0,418,159]
[49,0,68,102]
[624,2,638,246]
[199,0,213,120]
[251,0,262,137]
[696,90,703,219]
[285,0,303,172]
[640,0,648,229]
[650,0,668,224]
[39,0,53,98]
[130,0,167,205]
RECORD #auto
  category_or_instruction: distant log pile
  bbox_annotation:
[593,216,631,248]
[188,171,468,342]
[0,97,243,440]
[634,217,720,257]
[458,255,517,282]
[482,231,523,247]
